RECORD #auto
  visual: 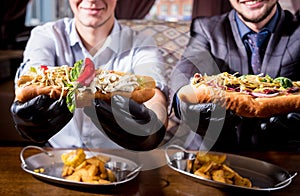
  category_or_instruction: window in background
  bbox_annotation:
[183,4,192,20]
[160,4,168,17]
[24,0,297,25]
[25,0,72,26]
[171,4,179,16]
[146,0,193,21]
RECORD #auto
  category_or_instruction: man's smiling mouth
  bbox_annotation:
[242,0,263,5]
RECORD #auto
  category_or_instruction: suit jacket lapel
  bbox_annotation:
[262,9,289,78]
[228,11,249,75]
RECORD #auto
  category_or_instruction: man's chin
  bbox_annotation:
[77,15,112,29]
[239,9,269,23]
[78,20,104,28]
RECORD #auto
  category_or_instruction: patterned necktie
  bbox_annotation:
[247,31,269,74]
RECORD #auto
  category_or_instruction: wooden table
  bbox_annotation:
[0,146,299,196]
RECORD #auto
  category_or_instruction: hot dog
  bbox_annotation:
[178,72,300,118]
[15,58,156,113]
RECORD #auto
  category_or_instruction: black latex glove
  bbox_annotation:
[176,98,241,151]
[10,95,73,143]
[176,97,240,135]
[84,95,166,151]
[259,112,300,150]
[261,113,300,130]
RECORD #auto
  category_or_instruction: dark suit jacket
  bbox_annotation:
[170,5,300,151]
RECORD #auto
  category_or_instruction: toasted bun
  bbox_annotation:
[179,83,300,118]
[15,74,156,104]
[94,87,155,103]
[15,85,67,102]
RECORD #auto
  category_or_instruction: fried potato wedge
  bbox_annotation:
[192,152,252,188]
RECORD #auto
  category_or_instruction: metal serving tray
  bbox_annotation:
[20,146,140,187]
[165,145,297,192]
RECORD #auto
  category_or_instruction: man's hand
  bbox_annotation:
[84,95,166,151]
[261,112,300,130]
[176,97,240,135]
[176,97,241,151]
[260,112,300,150]
[10,95,73,143]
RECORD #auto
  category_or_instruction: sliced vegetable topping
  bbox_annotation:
[76,57,95,86]
[66,59,84,113]
[273,77,293,89]
[191,72,299,97]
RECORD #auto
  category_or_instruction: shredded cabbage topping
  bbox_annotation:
[18,65,76,101]
[18,62,141,113]
[79,70,139,94]
[191,72,300,97]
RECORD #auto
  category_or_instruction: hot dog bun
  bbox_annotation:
[15,66,156,104]
[178,72,300,118]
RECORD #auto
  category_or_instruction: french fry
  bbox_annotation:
[87,164,98,176]
[192,152,253,188]
[211,170,226,183]
[234,174,252,188]
[98,179,112,184]
[86,157,102,165]
[194,170,211,179]
[197,161,216,173]
[222,164,236,179]
[60,149,116,184]
[74,161,87,172]
[196,152,226,164]
[81,174,100,182]
[66,174,81,182]
[62,165,74,177]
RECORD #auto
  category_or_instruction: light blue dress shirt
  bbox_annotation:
[15,18,168,148]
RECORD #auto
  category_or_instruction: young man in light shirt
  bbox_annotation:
[11,0,168,150]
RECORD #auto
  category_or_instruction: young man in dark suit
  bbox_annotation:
[171,0,300,152]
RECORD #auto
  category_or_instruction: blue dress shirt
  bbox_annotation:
[235,7,279,73]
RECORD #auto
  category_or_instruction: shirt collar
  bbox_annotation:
[103,19,121,54]
[69,19,80,47]
[235,5,279,39]
[69,18,120,54]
